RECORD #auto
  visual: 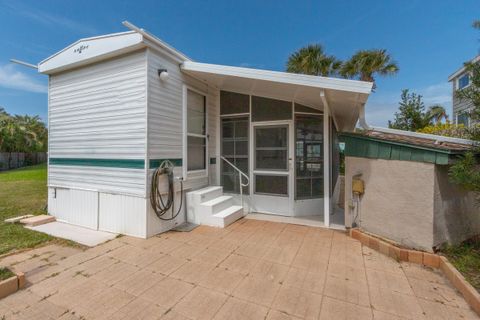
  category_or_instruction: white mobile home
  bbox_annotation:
[38,23,372,238]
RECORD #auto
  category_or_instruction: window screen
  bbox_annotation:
[221,117,249,194]
[251,96,292,122]
[254,126,288,171]
[295,115,323,199]
[295,103,322,114]
[255,175,288,196]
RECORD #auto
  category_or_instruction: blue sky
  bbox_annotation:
[0,0,478,126]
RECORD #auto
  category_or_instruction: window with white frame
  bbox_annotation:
[458,74,470,90]
[186,89,207,171]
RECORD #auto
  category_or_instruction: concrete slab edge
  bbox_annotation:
[349,228,480,316]
[0,270,25,299]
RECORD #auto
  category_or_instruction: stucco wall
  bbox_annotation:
[433,165,480,248]
[345,157,436,251]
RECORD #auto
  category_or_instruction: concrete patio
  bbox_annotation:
[0,218,478,320]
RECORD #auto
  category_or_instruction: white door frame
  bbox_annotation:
[249,120,294,216]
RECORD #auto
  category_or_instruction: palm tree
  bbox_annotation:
[426,105,448,124]
[340,49,399,90]
[473,20,480,29]
[286,44,342,77]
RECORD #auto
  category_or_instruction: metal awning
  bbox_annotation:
[181,61,373,132]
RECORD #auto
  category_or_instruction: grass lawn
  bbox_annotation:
[442,239,480,293]
[0,164,55,255]
[0,267,15,281]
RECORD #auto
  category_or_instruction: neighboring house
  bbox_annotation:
[36,22,372,238]
[448,55,479,127]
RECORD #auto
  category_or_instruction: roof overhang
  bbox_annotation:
[181,61,373,132]
[448,54,480,81]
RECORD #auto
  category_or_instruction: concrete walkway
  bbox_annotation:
[0,219,478,319]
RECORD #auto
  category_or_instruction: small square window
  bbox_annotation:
[458,74,470,90]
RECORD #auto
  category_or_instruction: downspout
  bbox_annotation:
[358,103,371,131]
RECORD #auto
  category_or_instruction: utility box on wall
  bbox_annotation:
[343,131,479,252]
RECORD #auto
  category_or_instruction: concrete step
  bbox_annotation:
[212,205,244,228]
[200,195,233,215]
[188,186,223,204]
[20,215,56,227]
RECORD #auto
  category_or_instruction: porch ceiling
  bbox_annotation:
[181,61,373,132]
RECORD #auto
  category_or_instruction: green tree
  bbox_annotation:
[448,20,480,195]
[0,108,47,152]
[340,49,399,90]
[286,44,342,76]
[426,104,448,124]
[388,89,432,131]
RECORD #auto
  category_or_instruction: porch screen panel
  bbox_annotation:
[295,115,323,199]
[251,96,292,122]
[221,117,249,194]
[220,91,249,115]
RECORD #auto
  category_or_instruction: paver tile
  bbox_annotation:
[173,286,228,320]
[283,267,326,294]
[170,260,215,284]
[409,277,471,309]
[319,296,373,320]
[233,274,282,307]
[219,253,257,275]
[369,285,426,319]
[140,277,194,309]
[418,297,479,320]
[114,268,165,296]
[272,285,323,319]
[324,274,370,307]
[1,219,478,320]
[144,254,187,275]
[198,266,245,294]
[213,297,269,320]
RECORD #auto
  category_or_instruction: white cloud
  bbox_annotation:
[2,2,97,35]
[0,64,47,93]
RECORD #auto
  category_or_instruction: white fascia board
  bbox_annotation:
[122,21,191,62]
[181,61,373,94]
[448,55,480,81]
[38,31,144,74]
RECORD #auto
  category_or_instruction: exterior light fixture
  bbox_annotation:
[158,69,169,81]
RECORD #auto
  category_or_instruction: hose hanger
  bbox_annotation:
[150,160,184,221]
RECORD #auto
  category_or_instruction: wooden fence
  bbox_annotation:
[0,152,47,171]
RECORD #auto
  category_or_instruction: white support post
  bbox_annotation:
[321,90,330,227]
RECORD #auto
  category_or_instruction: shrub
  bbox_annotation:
[417,122,471,139]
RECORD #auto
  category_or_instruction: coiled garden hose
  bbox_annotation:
[150,160,184,221]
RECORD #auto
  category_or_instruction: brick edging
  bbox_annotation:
[350,228,480,316]
[0,270,25,299]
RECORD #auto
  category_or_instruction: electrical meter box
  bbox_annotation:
[352,178,365,195]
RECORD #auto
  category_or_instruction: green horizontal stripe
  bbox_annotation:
[50,158,145,169]
[149,158,183,168]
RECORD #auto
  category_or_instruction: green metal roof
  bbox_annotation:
[341,133,466,165]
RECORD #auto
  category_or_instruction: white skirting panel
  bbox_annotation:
[48,187,99,230]
[146,190,185,238]
[98,193,147,238]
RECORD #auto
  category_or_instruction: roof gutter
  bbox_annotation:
[357,103,477,147]
[358,103,371,130]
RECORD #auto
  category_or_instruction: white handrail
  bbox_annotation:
[220,156,249,211]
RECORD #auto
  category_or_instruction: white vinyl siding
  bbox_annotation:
[48,50,147,196]
[146,48,218,192]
